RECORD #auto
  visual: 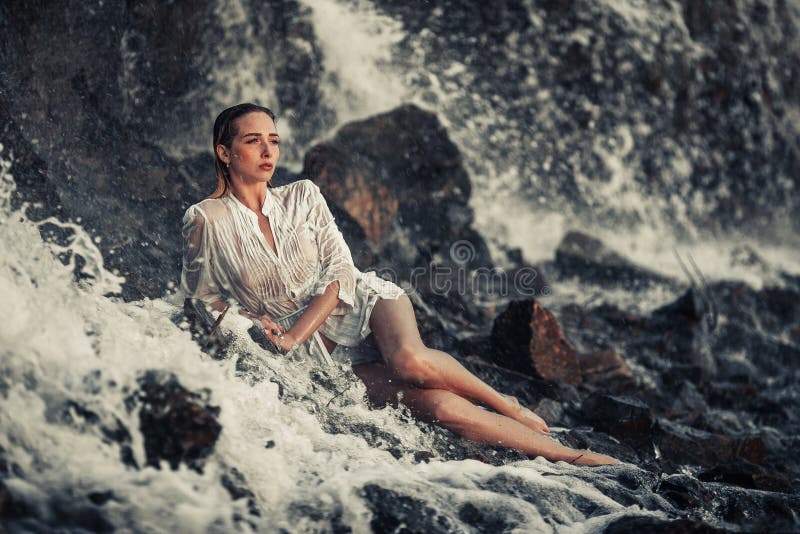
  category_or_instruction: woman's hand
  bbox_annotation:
[259,316,297,354]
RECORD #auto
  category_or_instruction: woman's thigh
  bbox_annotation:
[352,361,466,423]
[352,362,405,406]
[368,295,425,359]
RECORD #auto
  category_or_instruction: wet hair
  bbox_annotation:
[210,103,277,198]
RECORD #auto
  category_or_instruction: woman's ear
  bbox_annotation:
[215,144,230,165]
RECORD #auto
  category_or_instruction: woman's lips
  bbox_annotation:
[260,164,273,171]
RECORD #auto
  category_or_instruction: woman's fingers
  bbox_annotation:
[259,316,286,335]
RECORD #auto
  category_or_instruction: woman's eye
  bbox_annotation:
[247,139,259,144]
[271,140,280,146]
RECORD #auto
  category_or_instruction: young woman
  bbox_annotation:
[181,103,618,466]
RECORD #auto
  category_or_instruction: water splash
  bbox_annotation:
[0,146,673,531]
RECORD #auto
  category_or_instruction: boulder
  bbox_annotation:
[656,473,715,511]
[490,299,582,384]
[302,104,496,331]
[128,370,222,472]
[647,288,716,379]
[654,419,766,469]
[580,393,654,451]
[578,349,635,393]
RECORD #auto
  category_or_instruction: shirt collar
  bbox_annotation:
[227,188,275,220]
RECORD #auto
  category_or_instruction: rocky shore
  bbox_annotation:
[2,1,799,531]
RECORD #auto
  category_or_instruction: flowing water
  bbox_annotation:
[1,0,799,531]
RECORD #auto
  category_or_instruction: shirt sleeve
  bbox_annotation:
[305,181,356,315]
[180,205,225,304]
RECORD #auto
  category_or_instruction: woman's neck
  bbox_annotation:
[230,181,267,213]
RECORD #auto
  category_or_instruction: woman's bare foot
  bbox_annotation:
[502,395,551,434]
[567,449,620,466]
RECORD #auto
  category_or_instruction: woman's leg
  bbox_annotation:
[369,295,549,434]
[352,362,617,465]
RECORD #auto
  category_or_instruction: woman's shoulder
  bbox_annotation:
[271,179,321,206]
[183,197,232,225]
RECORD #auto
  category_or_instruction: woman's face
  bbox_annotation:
[218,111,280,186]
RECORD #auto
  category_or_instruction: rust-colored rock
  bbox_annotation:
[529,301,583,384]
[578,349,635,392]
[490,299,582,384]
[304,145,399,245]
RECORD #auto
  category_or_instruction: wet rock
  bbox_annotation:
[697,463,794,493]
[655,473,714,510]
[360,483,457,533]
[87,491,115,506]
[647,288,716,379]
[532,398,566,427]
[221,467,260,518]
[128,370,222,473]
[490,299,582,384]
[710,482,800,531]
[457,501,515,532]
[667,381,709,418]
[578,349,635,393]
[656,472,800,531]
[654,419,767,469]
[713,321,800,378]
[580,393,654,451]
[0,479,16,518]
[553,231,675,291]
[603,515,725,533]
[302,104,496,331]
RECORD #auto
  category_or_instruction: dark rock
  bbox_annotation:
[647,289,716,379]
[712,322,800,378]
[655,473,714,510]
[302,104,497,332]
[553,231,675,291]
[578,350,635,393]
[490,299,582,384]
[360,484,457,533]
[654,419,767,469]
[532,398,566,427]
[457,501,514,532]
[87,491,115,506]
[656,472,800,531]
[128,370,222,473]
[603,515,725,533]
[580,394,654,451]
[710,482,800,530]
[0,479,17,518]
[697,463,794,493]
[221,467,260,518]
[667,381,709,418]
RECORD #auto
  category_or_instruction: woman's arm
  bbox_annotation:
[265,281,341,352]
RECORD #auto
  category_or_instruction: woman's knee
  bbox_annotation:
[389,344,437,385]
[419,390,470,428]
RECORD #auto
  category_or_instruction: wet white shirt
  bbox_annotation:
[180,179,404,352]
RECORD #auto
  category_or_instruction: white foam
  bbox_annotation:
[303,0,409,140]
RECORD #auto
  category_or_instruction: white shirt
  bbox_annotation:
[180,179,404,350]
